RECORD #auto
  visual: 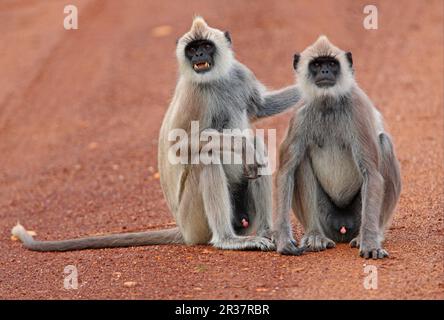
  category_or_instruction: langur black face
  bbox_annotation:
[309,56,340,88]
[185,40,216,73]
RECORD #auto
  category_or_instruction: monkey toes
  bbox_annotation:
[355,237,389,259]
[349,236,360,248]
[276,239,305,256]
[300,233,335,252]
[359,247,389,259]
[254,237,276,251]
[350,237,389,259]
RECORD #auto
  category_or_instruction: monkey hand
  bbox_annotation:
[243,163,260,179]
[300,232,336,252]
[242,152,267,179]
[349,236,360,248]
[358,238,389,259]
[275,236,305,256]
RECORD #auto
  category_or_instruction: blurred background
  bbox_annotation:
[0,0,442,299]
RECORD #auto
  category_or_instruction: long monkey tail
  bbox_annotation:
[11,223,183,252]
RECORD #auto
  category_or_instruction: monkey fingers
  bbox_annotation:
[349,236,360,248]
[276,238,305,256]
[243,163,260,179]
[300,233,336,252]
[359,247,389,260]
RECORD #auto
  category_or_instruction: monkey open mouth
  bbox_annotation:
[193,61,211,72]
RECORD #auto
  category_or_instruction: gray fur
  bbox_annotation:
[11,17,301,252]
[159,17,301,251]
[274,36,401,259]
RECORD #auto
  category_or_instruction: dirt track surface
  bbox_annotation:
[0,0,443,299]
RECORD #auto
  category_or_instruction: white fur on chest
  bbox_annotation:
[310,144,362,207]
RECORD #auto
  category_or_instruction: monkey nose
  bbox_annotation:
[340,226,347,234]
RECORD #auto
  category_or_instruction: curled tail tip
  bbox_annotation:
[11,222,26,237]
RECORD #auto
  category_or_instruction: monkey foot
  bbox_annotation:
[300,233,335,252]
[276,238,305,256]
[349,236,360,248]
[359,247,389,259]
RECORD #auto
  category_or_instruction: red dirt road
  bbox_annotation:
[0,0,443,299]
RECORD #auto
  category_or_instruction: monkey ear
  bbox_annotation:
[224,31,232,44]
[293,53,300,70]
[346,52,353,68]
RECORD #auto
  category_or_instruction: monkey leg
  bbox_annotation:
[293,158,336,252]
[378,133,401,233]
[274,153,305,255]
[350,133,401,253]
[175,172,212,245]
[199,164,275,251]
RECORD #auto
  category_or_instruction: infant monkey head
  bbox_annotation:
[176,16,234,83]
[293,35,354,100]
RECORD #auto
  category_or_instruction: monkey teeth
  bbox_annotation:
[193,62,210,71]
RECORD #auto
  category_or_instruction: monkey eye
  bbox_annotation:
[204,43,212,50]
[314,62,320,68]
[187,47,196,55]
[329,61,337,67]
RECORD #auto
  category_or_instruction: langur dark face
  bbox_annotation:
[309,56,341,88]
[185,40,216,73]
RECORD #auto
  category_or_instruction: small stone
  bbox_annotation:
[112,272,122,281]
[88,142,98,150]
[124,281,137,288]
[151,25,173,37]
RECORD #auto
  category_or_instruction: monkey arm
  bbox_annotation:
[276,145,305,235]
[274,124,306,255]
[352,138,386,259]
[253,85,302,119]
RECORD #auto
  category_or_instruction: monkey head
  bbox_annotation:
[293,36,354,101]
[176,16,234,83]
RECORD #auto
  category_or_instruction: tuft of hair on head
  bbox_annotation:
[294,35,355,101]
[191,15,208,33]
[175,16,235,83]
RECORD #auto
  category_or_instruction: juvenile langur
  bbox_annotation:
[274,36,401,259]
[12,17,302,252]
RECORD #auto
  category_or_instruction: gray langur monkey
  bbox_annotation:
[11,17,302,252]
[273,36,401,259]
